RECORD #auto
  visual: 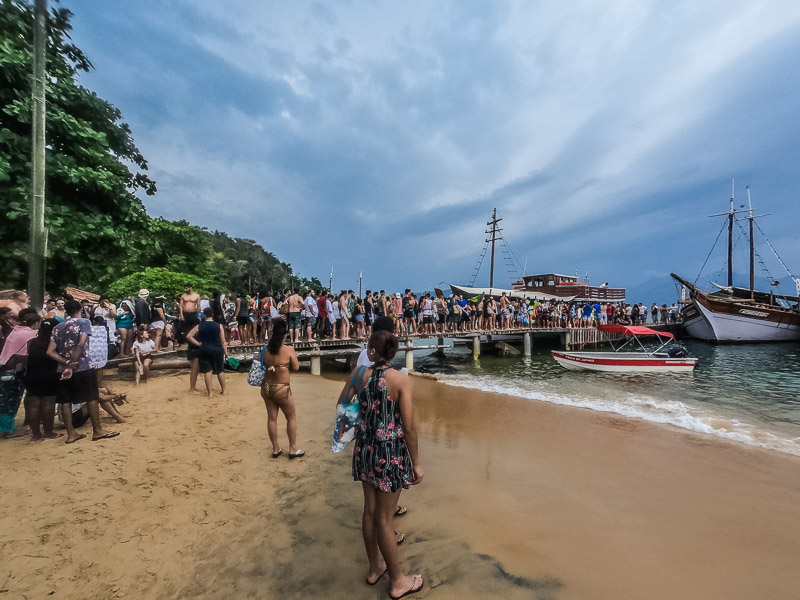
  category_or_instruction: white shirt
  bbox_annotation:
[132,339,156,353]
[304,295,318,317]
[356,349,373,368]
[326,299,336,323]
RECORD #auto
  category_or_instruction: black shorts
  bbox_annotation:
[437,314,446,325]
[24,373,60,397]
[55,369,99,404]
[404,310,414,319]
[187,344,201,361]
[198,350,224,374]
[236,316,249,326]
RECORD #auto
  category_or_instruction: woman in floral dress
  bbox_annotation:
[337,330,424,599]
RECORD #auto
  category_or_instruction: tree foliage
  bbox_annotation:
[105,267,215,303]
[0,0,155,289]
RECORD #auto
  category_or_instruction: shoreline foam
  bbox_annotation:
[435,372,800,457]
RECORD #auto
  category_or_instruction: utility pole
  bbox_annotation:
[485,208,502,289]
[28,0,47,311]
[329,267,333,293]
[358,270,363,298]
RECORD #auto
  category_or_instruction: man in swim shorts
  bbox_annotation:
[304,290,318,342]
[286,290,304,342]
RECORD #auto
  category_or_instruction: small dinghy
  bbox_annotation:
[551,325,698,373]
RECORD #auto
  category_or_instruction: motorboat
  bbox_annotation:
[551,325,698,373]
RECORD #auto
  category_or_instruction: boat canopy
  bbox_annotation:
[598,324,674,338]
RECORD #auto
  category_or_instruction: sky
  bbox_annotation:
[66,0,800,298]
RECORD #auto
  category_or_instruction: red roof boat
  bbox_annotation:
[551,325,698,373]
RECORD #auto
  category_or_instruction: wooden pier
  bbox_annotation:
[105,324,681,377]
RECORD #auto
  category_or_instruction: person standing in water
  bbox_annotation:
[339,330,423,598]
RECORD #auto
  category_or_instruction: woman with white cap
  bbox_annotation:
[134,289,152,331]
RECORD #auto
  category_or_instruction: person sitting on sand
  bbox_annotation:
[338,330,423,598]
[260,318,303,459]
[186,308,227,396]
[131,327,155,385]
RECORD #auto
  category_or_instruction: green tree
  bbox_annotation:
[106,267,214,304]
[0,0,155,290]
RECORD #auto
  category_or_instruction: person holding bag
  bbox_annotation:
[260,318,303,459]
[337,330,423,598]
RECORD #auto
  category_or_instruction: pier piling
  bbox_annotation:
[405,339,414,371]
[523,332,532,357]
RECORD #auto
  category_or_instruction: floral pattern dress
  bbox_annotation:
[352,368,416,492]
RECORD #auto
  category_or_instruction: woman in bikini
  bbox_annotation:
[260,318,304,459]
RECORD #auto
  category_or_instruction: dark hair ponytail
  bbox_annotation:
[368,330,398,366]
[267,318,287,355]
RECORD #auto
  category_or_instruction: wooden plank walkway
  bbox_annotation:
[106,323,680,373]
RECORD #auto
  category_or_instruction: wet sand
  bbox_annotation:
[1,369,799,599]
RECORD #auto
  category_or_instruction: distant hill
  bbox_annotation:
[625,271,798,305]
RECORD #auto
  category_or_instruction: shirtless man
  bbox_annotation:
[179,284,200,344]
[286,290,305,342]
[499,292,510,329]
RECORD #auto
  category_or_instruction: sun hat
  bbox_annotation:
[138,288,150,298]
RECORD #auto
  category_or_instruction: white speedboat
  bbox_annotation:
[551,325,698,373]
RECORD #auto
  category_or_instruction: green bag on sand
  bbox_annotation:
[224,357,241,371]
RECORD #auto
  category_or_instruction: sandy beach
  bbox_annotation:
[2,368,799,599]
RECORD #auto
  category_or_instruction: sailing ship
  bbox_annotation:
[671,186,800,343]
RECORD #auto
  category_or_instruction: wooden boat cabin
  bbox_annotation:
[521,273,626,302]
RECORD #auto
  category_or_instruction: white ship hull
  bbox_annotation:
[682,296,800,343]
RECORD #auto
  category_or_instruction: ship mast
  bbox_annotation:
[485,208,502,289]
[747,186,755,297]
[727,180,734,288]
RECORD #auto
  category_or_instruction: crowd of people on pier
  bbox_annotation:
[0,283,681,443]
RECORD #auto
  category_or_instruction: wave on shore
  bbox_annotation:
[436,374,800,457]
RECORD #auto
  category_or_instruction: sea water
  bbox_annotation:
[412,339,800,457]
